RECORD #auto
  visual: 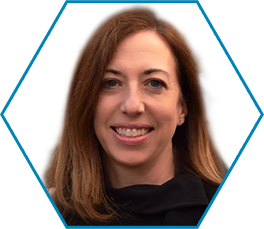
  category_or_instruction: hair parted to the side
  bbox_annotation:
[45,8,226,225]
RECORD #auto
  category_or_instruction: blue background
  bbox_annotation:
[0,0,264,228]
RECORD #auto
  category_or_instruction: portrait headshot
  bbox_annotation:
[1,1,263,229]
[43,5,230,226]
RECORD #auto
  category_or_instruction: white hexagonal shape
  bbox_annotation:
[2,1,262,228]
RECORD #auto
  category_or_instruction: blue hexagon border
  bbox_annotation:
[0,0,264,228]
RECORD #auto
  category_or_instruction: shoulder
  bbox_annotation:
[201,179,219,202]
[175,172,219,203]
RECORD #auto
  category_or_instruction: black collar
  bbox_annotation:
[108,173,210,215]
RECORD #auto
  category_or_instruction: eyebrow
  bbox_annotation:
[105,69,122,75]
[143,69,170,78]
[105,68,170,78]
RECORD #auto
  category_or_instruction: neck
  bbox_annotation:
[104,146,175,189]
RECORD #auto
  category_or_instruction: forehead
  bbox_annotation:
[108,30,176,71]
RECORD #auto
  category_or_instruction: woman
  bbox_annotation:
[45,8,226,226]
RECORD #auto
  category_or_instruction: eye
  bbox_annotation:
[147,79,167,89]
[103,79,119,89]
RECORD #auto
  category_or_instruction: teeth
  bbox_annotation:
[126,129,132,137]
[131,129,137,137]
[115,128,150,137]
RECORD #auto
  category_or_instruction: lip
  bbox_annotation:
[111,127,153,145]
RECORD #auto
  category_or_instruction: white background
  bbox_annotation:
[3,1,259,181]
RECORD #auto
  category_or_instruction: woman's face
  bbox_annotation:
[94,30,186,170]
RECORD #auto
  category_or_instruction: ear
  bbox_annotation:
[178,103,188,126]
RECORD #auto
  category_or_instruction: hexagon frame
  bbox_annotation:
[2,1,259,227]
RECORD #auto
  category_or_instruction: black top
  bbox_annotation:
[107,173,219,226]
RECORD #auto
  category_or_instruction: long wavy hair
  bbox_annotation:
[45,8,226,225]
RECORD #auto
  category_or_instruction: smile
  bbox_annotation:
[113,127,152,138]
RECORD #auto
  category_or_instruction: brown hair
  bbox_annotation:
[45,8,226,225]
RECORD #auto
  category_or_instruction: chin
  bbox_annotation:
[106,149,151,168]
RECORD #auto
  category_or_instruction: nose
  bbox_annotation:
[120,85,145,116]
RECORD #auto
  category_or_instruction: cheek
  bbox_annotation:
[152,95,182,132]
[94,103,109,152]
[155,94,180,116]
[94,95,118,133]
[94,96,111,120]
[161,107,179,127]
[94,98,106,138]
